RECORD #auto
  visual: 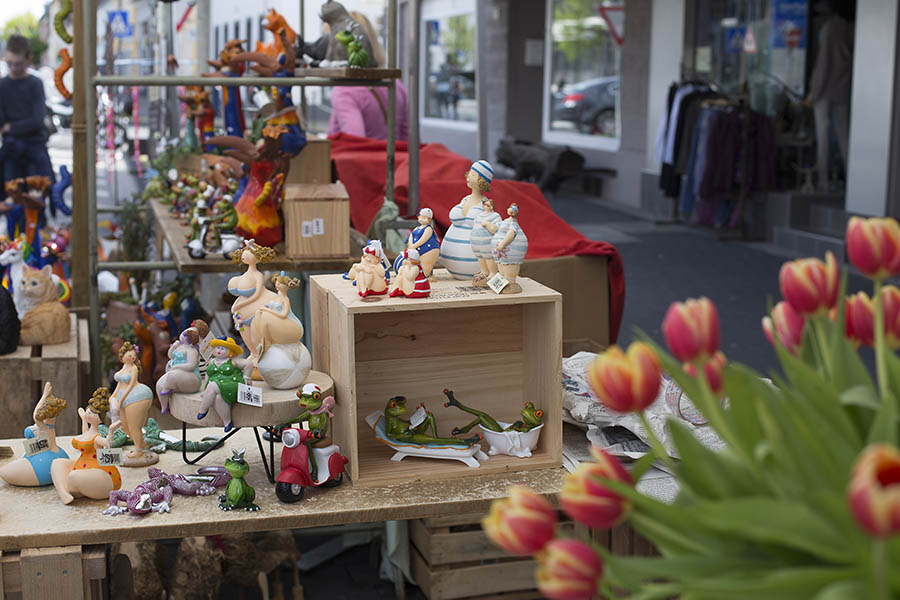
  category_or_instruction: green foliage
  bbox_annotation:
[442,14,475,70]
[1,13,47,64]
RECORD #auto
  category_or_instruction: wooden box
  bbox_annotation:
[286,138,331,184]
[1,544,106,600]
[309,270,562,487]
[0,314,82,438]
[283,182,350,259]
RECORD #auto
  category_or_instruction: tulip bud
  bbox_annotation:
[778,251,839,317]
[684,351,727,398]
[482,486,557,556]
[536,539,604,600]
[762,301,804,354]
[561,446,633,530]
[662,297,720,364]
[847,444,900,538]
[846,216,900,280]
[586,342,661,413]
[882,285,900,349]
[845,292,875,348]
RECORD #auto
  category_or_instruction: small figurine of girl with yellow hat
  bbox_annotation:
[198,336,253,432]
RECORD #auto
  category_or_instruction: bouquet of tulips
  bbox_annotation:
[482,216,900,599]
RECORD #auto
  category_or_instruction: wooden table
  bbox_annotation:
[148,199,354,274]
[0,427,563,597]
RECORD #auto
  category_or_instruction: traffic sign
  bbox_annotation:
[108,10,133,38]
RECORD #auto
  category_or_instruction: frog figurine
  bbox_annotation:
[443,389,544,434]
[384,396,481,447]
[218,448,259,511]
[285,383,336,482]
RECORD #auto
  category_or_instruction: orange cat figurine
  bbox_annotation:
[19,266,69,345]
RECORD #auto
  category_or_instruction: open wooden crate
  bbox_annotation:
[310,270,562,487]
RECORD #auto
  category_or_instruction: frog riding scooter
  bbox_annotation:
[275,384,348,503]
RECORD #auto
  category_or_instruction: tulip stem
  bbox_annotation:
[811,317,832,376]
[874,279,890,401]
[874,538,888,600]
[638,412,676,474]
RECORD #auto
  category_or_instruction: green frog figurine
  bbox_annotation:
[218,448,259,511]
[285,383,335,482]
[384,396,481,447]
[443,389,544,434]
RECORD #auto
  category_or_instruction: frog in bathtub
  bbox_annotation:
[384,396,481,447]
[442,389,544,434]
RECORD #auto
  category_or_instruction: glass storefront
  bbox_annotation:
[422,0,477,123]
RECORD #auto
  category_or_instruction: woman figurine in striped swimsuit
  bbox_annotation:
[470,197,502,286]
[439,160,493,279]
[390,248,431,298]
[491,204,528,294]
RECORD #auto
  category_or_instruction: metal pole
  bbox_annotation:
[71,0,89,312]
[85,0,100,386]
[386,0,397,210]
[300,0,307,126]
[164,2,179,137]
[475,2,489,161]
[99,261,178,271]
[407,0,420,216]
[93,75,394,87]
[196,0,211,75]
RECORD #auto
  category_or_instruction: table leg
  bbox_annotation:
[181,422,235,465]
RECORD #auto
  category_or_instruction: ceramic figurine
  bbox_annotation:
[155,320,210,415]
[345,240,390,286]
[354,244,388,298]
[252,272,303,357]
[19,265,70,345]
[108,341,158,467]
[0,382,69,486]
[491,203,528,294]
[2,176,50,254]
[296,0,376,67]
[440,161,493,279]
[390,249,431,298]
[257,9,298,57]
[383,396,480,447]
[275,383,348,502]
[198,336,253,432]
[471,197,502,285]
[335,28,370,68]
[102,466,228,516]
[442,390,544,458]
[177,87,201,151]
[0,237,33,317]
[0,283,19,355]
[394,208,440,277]
[228,241,311,388]
[219,448,259,511]
[206,39,248,137]
[50,387,123,504]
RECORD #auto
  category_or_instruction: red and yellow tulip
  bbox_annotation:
[481,486,557,556]
[586,342,661,413]
[560,446,633,530]
[846,216,900,280]
[662,297,720,364]
[778,251,839,317]
[847,444,900,538]
[762,301,805,355]
[536,539,604,600]
[684,351,728,398]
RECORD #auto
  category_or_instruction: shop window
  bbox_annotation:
[421,0,477,126]
[543,0,623,150]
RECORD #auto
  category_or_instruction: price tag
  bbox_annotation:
[199,330,215,361]
[22,431,51,457]
[409,406,427,428]
[98,447,123,466]
[313,218,325,235]
[301,220,314,238]
[237,382,263,407]
[487,272,510,294]
[157,431,180,444]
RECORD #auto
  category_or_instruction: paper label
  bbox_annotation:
[313,218,325,235]
[22,431,51,457]
[409,406,427,428]
[487,272,510,294]
[157,431,180,444]
[301,221,314,238]
[98,447,124,466]
[199,330,215,361]
[237,382,264,407]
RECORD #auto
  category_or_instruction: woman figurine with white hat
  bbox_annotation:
[491,203,529,294]
[197,336,253,432]
[439,160,492,279]
[470,197,502,285]
[390,248,431,298]
[355,244,388,298]
[395,208,441,277]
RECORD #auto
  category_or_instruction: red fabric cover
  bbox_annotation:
[329,133,625,342]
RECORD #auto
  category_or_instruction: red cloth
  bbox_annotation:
[329,133,625,342]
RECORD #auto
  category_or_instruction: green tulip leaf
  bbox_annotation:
[677,566,863,600]
[840,385,881,411]
[810,580,867,600]
[667,419,760,498]
[631,452,658,482]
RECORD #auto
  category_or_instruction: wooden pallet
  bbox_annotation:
[0,544,106,600]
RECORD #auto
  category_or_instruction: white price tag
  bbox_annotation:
[237,382,264,407]
[487,272,510,294]
[409,406,427,428]
[313,218,325,235]
[301,220,314,238]
[157,431,180,444]
[98,447,124,466]
[22,431,51,457]
[199,330,215,361]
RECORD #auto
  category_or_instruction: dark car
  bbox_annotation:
[551,76,619,136]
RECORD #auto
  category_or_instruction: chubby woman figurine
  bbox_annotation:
[251,272,304,356]
[346,240,390,286]
[440,161,492,279]
[198,336,253,433]
[229,240,277,364]
[491,203,528,294]
[390,249,431,298]
[155,320,209,414]
[395,208,440,278]
[0,382,69,486]
[355,244,388,298]
[471,197,502,285]
[50,387,122,504]
[109,341,158,466]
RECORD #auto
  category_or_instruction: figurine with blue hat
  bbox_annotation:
[198,336,253,432]
[439,160,492,280]
[491,203,528,294]
[394,207,440,278]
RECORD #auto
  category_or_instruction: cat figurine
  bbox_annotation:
[19,266,70,346]
[0,284,20,355]
[296,0,376,67]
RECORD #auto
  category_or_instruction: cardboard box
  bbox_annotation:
[283,182,351,259]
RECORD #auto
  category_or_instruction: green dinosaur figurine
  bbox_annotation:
[443,389,544,434]
[99,418,222,453]
[336,29,370,68]
[219,448,259,511]
[286,383,334,482]
[384,396,480,447]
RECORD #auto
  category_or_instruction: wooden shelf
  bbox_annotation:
[293,67,401,80]
[147,199,354,274]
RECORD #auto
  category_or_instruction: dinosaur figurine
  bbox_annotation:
[219,448,259,511]
[384,396,481,447]
[102,466,230,516]
[336,29,370,68]
[295,1,376,67]
[443,390,544,434]
[99,418,222,454]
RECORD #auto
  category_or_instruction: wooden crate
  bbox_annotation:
[1,544,106,600]
[283,182,350,259]
[310,270,562,487]
[286,138,331,185]
[0,314,81,437]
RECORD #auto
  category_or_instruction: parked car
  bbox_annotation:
[551,76,619,136]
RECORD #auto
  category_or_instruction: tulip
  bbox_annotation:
[881,285,900,349]
[536,539,604,600]
[762,301,805,354]
[778,251,839,317]
[846,216,900,280]
[482,486,557,556]
[684,351,728,397]
[586,342,661,413]
[847,444,900,537]
[845,292,876,348]
[662,297,720,364]
[561,446,633,529]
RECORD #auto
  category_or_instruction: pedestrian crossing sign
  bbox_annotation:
[108,10,133,38]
